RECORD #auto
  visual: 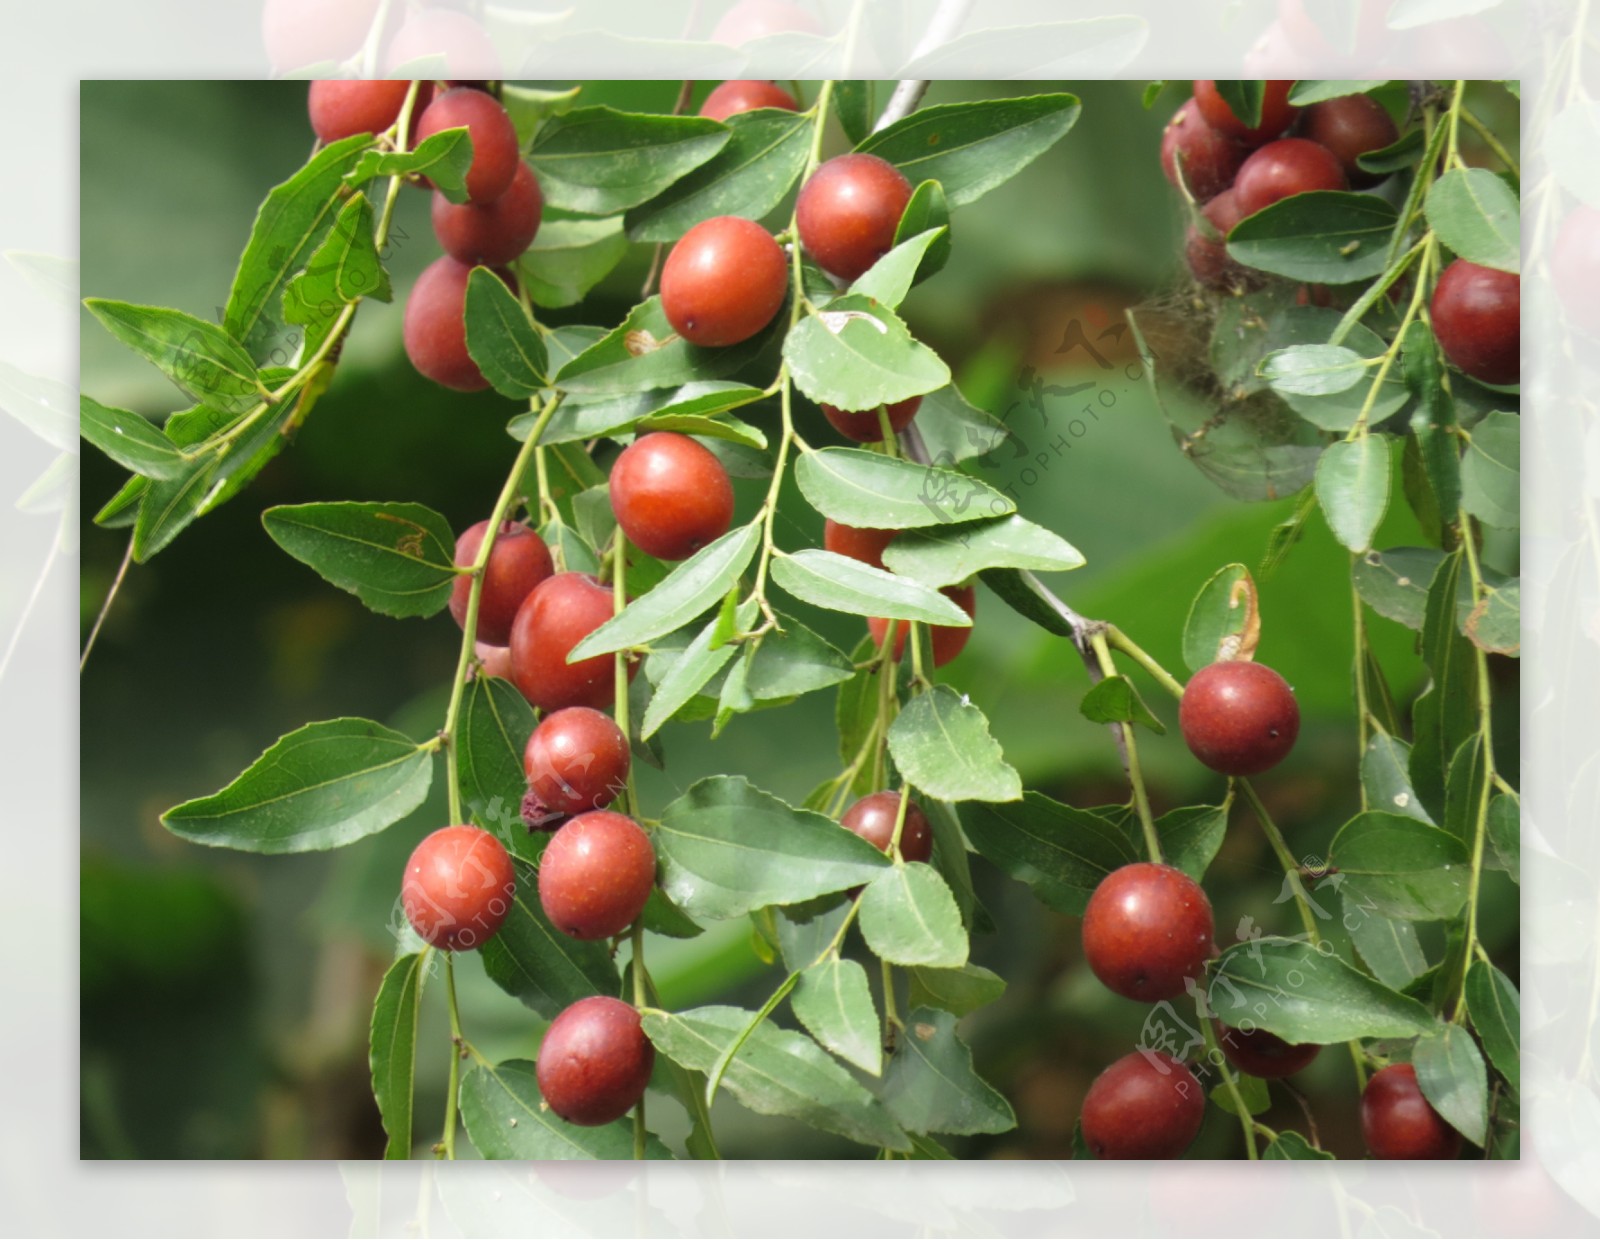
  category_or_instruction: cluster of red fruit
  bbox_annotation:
[1162,80,1519,388]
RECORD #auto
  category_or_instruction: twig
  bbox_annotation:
[78,535,129,674]
[872,0,974,131]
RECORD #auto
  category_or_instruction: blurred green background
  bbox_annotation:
[79,79,1519,1161]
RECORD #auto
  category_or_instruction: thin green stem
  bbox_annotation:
[1352,565,1372,805]
[440,952,464,1160]
[881,958,900,1045]
[1459,107,1519,178]
[1446,81,1467,170]
[1238,779,1320,944]
[1090,631,1160,862]
[1203,1019,1258,1160]
[1106,626,1186,701]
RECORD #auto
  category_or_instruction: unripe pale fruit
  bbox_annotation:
[840,791,932,863]
[415,88,519,203]
[536,996,654,1126]
[403,256,492,392]
[608,432,735,561]
[1160,98,1245,202]
[1081,862,1214,1002]
[868,585,976,669]
[824,520,896,572]
[1193,79,1299,146]
[538,810,656,940]
[449,519,554,647]
[1362,1063,1464,1159]
[1179,660,1300,776]
[699,79,799,121]
[509,572,636,713]
[523,706,631,828]
[1233,137,1347,217]
[307,80,411,143]
[1301,94,1398,187]
[660,216,788,347]
[431,162,543,265]
[1430,259,1520,386]
[796,153,913,281]
[820,395,921,444]
[401,825,516,951]
[1217,1024,1321,1078]
[1080,1051,1206,1159]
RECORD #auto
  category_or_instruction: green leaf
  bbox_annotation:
[1156,804,1228,883]
[0,361,74,451]
[1411,551,1478,820]
[849,228,949,311]
[641,1006,909,1150]
[833,81,873,145]
[282,192,389,357]
[860,863,968,968]
[1352,546,1445,630]
[569,523,760,660]
[791,958,882,1075]
[913,382,1009,466]
[882,514,1082,588]
[1328,811,1470,920]
[521,381,768,446]
[979,567,1077,638]
[625,108,812,241]
[1274,316,1409,432]
[1260,344,1368,396]
[1462,578,1519,656]
[641,613,742,739]
[464,267,548,398]
[1209,937,1439,1044]
[783,294,951,411]
[961,794,1137,916]
[370,951,426,1159]
[1401,319,1461,543]
[501,83,582,141]
[890,181,953,288]
[1346,892,1430,989]
[908,963,1006,1017]
[84,299,262,414]
[796,446,1013,531]
[161,718,432,853]
[1444,732,1489,848]
[1080,675,1166,734]
[1316,434,1392,552]
[880,1008,1016,1136]
[772,550,975,624]
[261,501,458,618]
[1357,127,1426,176]
[78,395,186,480]
[459,1059,671,1159]
[745,617,855,700]
[1227,192,1400,283]
[1361,731,1435,823]
[516,216,629,310]
[856,94,1081,208]
[555,296,777,394]
[1264,1131,1336,1159]
[478,863,620,1018]
[348,128,473,203]
[1288,80,1387,105]
[1182,562,1258,671]
[925,800,985,934]
[1426,168,1520,274]
[654,776,891,920]
[887,685,1022,804]
[1465,960,1520,1093]
[1461,412,1519,528]
[530,107,731,215]
[1413,1024,1489,1146]
[1487,791,1519,882]
[1212,80,1264,126]
[1211,1070,1271,1118]
[458,676,538,849]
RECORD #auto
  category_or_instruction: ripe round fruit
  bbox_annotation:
[699,79,799,121]
[1160,98,1245,202]
[1193,79,1300,146]
[403,256,492,391]
[1301,94,1398,187]
[262,0,380,72]
[1430,259,1520,386]
[1081,862,1214,1002]
[660,216,788,347]
[1179,660,1300,776]
[1080,1051,1206,1159]
[839,791,932,864]
[401,825,516,951]
[308,80,410,143]
[431,162,543,265]
[1233,137,1347,217]
[415,88,520,203]
[536,996,655,1127]
[710,0,825,43]
[1217,1024,1321,1078]
[824,520,896,572]
[608,432,735,561]
[1362,1063,1464,1159]
[384,7,502,78]
[538,810,656,940]
[868,584,976,669]
[523,706,631,827]
[475,642,513,681]
[820,395,921,444]
[509,572,635,713]
[449,519,554,647]
[796,153,914,281]
[1184,188,1251,290]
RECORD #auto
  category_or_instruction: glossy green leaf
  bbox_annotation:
[1211,1070,1271,1118]
[850,228,949,311]
[796,446,1012,531]
[1444,732,1489,848]
[78,395,186,480]
[1156,804,1228,883]
[1461,412,1519,528]
[1227,192,1399,283]
[84,299,262,414]
[745,618,855,700]
[772,550,974,624]
[1426,167,1519,274]
[1487,791,1519,881]
[283,192,388,357]
[1401,319,1461,543]
[261,501,458,618]
[1411,551,1478,820]
[1080,675,1166,734]
[530,107,730,214]
[961,794,1137,916]
[979,567,1077,638]
[348,128,473,203]
[890,180,953,287]
[1182,563,1257,671]
[1260,344,1368,396]
[460,1059,671,1159]
[1274,316,1409,431]
[887,685,1022,804]
[464,267,548,398]
[833,81,873,144]
[1357,126,1426,175]
[1361,731,1435,823]
[501,82,581,140]
[523,381,768,446]
[1212,80,1264,126]
[1346,892,1430,989]
[478,863,619,1018]
[1316,434,1392,552]
[925,800,985,934]
[1414,1024,1489,1146]
[1352,546,1445,630]
[458,676,538,848]
[880,1008,1015,1136]
[913,381,1009,466]
[1465,959,1520,1092]
[907,963,1006,1017]
[783,295,951,411]
[791,958,881,1075]
[370,951,426,1159]
[555,296,777,394]
[1328,811,1470,920]
[517,216,629,309]
[1264,1131,1336,1159]
[641,614,741,739]
[859,862,968,968]
[882,514,1082,587]
[1288,80,1387,104]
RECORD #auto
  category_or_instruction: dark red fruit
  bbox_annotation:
[824,520,897,572]
[699,79,799,121]
[449,519,554,647]
[1081,1051,1206,1159]
[1301,94,1398,187]
[1179,660,1300,776]
[384,8,502,78]
[1193,79,1300,146]
[308,79,410,143]
[608,432,735,561]
[1362,1063,1464,1159]
[401,824,516,951]
[1184,188,1251,290]
[403,256,492,391]
[509,572,635,713]
[523,706,631,828]
[538,810,656,940]
[415,87,520,203]
[660,215,788,347]
[536,996,655,1127]
[1160,98,1245,202]
[710,0,824,43]
[1430,259,1520,386]
[1233,137,1347,217]
[1217,1024,1321,1078]
[840,790,933,863]
[796,153,913,281]
[868,584,976,669]
[820,395,921,444]
[431,162,543,265]
[1081,862,1214,1002]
